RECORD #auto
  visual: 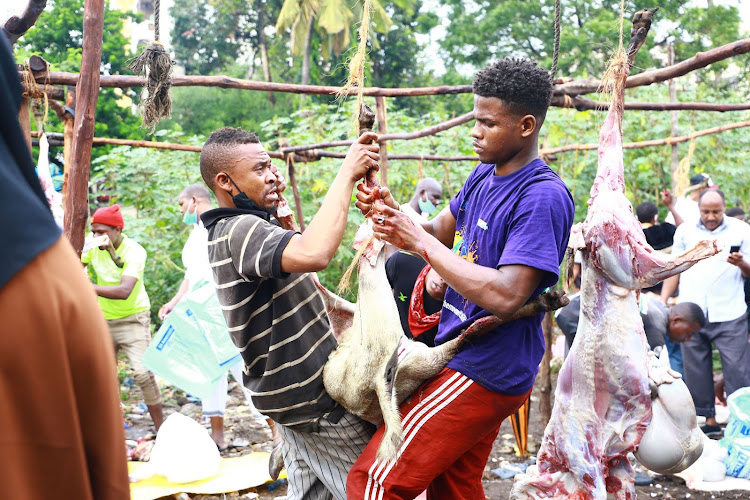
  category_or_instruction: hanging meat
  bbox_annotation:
[511,8,720,499]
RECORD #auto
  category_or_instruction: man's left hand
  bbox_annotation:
[727,249,744,266]
[371,205,429,255]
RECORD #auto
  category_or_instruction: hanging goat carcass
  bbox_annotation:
[511,9,720,500]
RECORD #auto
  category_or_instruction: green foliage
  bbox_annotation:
[437,0,744,79]
[90,131,205,323]
[14,0,145,161]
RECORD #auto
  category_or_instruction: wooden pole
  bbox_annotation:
[668,44,680,192]
[62,88,75,207]
[63,0,104,256]
[2,0,47,44]
[538,312,554,429]
[18,97,32,153]
[375,96,389,187]
[24,37,750,99]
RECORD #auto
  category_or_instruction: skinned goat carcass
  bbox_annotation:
[511,9,720,500]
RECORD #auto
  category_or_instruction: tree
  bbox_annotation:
[15,0,144,156]
[275,0,395,85]
[436,0,744,79]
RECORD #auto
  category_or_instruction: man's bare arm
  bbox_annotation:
[93,275,138,300]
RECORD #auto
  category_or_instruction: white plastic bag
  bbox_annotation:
[131,413,220,483]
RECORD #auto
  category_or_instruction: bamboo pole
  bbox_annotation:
[375,96,389,187]
[63,0,104,256]
[551,96,750,112]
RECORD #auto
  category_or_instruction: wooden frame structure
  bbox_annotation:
[8,0,750,432]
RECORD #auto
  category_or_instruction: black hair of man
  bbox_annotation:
[181,183,212,201]
[472,58,552,123]
[726,207,746,218]
[200,127,261,190]
[636,201,658,224]
[671,302,706,328]
[698,187,725,204]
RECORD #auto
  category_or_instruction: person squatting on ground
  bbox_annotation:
[158,184,280,454]
[660,188,750,435]
[0,32,129,499]
[385,250,447,347]
[82,204,165,431]
[199,127,380,500]
[349,57,575,499]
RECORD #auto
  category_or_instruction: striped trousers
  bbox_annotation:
[277,412,375,500]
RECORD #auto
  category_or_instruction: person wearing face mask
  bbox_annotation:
[158,184,281,464]
[199,127,379,500]
[401,177,443,221]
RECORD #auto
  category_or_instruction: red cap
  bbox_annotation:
[92,204,125,229]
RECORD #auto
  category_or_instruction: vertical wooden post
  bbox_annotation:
[375,96,389,187]
[63,0,105,256]
[18,97,32,153]
[62,87,75,207]
[538,312,554,429]
[668,44,679,193]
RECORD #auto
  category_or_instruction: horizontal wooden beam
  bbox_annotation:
[34,119,750,163]
[24,38,749,101]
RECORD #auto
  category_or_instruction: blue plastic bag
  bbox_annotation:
[142,280,240,399]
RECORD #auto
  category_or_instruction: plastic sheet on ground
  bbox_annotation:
[128,452,286,500]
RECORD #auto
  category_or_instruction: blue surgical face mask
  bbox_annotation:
[418,197,437,215]
[182,200,198,225]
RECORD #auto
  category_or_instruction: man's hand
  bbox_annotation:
[158,301,176,320]
[647,348,681,392]
[661,188,675,208]
[371,205,430,254]
[340,132,380,184]
[270,164,287,194]
[355,184,399,216]
[727,248,744,266]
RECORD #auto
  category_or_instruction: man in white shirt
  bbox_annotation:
[660,188,750,434]
[663,173,713,226]
[159,184,280,456]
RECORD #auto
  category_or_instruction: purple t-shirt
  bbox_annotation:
[437,159,574,395]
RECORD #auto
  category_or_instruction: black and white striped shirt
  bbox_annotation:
[202,208,344,432]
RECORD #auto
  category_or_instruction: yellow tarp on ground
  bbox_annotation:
[128,452,286,500]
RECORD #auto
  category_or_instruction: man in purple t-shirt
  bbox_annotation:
[348,58,574,499]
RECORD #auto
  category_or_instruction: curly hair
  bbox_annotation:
[200,127,260,189]
[472,58,552,121]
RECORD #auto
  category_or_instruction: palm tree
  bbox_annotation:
[275,0,393,85]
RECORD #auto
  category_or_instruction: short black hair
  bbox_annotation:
[673,302,706,328]
[636,201,658,223]
[726,207,745,218]
[200,127,260,190]
[698,187,725,204]
[472,58,552,122]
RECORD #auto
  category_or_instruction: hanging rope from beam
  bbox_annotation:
[127,0,174,133]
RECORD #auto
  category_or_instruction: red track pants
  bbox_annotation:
[347,367,530,500]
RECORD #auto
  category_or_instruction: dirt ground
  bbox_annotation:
[124,360,748,500]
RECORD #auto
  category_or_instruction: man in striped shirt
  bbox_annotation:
[199,127,379,500]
